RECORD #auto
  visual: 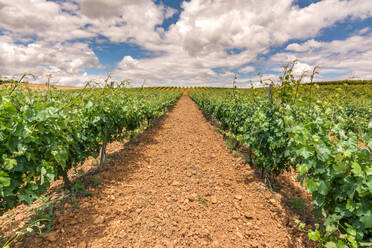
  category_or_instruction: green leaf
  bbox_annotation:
[3,157,17,171]
[0,171,11,187]
[306,178,318,193]
[360,212,372,228]
[297,147,313,159]
[308,229,320,241]
[40,167,46,185]
[296,163,308,174]
[325,242,337,248]
[318,181,329,195]
[351,162,363,177]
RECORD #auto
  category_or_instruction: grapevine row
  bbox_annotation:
[0,86,182,213]
[188,83,371,247]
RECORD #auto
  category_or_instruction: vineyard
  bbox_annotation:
[189,77,372,247]
[0,83,182,213]
[0,75,371,248]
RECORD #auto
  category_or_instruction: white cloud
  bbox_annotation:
[113,0,372,86]
[286,39,323,52]
[239,66,255,74]
[270,33,372,80]
[0,35,99,85]
[0,0,372,86]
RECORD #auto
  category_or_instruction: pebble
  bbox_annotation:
[232,213,240,220]
[94,215,105,224]
[212,240,220,247]
[172,181,181,186]
[188,193,197,201]
[269,199,277,205]
[44,231,57,242]
[166,241,174,248]
[78,241,87,248]
[210,196,218,204]
[244,212,253,219]
[234,195,243,201]
[236,231,244,238]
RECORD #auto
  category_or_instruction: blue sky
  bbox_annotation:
[0,0,372,87]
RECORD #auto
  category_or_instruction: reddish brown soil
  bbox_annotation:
[2,95,315,248]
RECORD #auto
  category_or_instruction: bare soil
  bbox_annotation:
[2,95,315,248]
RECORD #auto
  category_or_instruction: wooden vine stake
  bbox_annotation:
[100,142,106,166]
[268,83,273,102]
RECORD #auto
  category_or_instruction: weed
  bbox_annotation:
[289,197,308,213]
[294,219,306,229]
[270,182,281,192]
[1,219,48,248]
[233,151,241,158]
[197,195,209,208]
[90,176,103,187]
[225,138,237,150]
[69,180,92,198]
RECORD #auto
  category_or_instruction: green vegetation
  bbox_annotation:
[289,197,309,214]
[188,63,371,247]
[0,80,182,214]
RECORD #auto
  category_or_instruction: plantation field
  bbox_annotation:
[0,80,371,248]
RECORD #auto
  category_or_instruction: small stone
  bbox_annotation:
[232,213,240,220]
[273,193,282,201]
[189,193,197,201]
[234,195,242,201]
[172,181,180,186]
[166,241,174,248]
[244,212,253,219]
[234,201,241,209]
[236,231,244,238]
[184,199,189,204]
[183,204,190,211]
[78,241,87,248]
[269,199,277,205]
[94,215,105,224]
[210,196,217,204]
[212,240,220,247]
[44,231,58,242]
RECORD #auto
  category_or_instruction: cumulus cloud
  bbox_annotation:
[112,0,372,86]
[239,66,255,74]
[286,39,323,52]
[0,35,99,85]
[270,33,372,80]
[0,0,372,86]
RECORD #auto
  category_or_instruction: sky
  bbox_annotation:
[0,0,372,87]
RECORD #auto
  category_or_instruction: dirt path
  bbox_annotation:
[25,95,313,248]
